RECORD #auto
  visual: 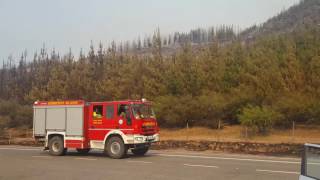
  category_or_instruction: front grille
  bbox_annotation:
[141,126,155,135]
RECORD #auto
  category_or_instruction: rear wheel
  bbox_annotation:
[48,136,65,156]
[105,136,127,159]
[131,146,149,156]
[76,148,90,154]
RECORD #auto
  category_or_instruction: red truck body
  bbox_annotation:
[33,99,159,158]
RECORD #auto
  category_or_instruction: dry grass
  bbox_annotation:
[2,126,319,144]
[160,125,320,144]
[1,128,33,139]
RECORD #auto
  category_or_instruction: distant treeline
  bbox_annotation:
[99,25,237,53]
[0,24,319,132]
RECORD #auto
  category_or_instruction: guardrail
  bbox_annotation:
[0,131,12,144]
[0,129,33,145]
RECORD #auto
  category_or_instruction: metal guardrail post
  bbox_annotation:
[292,121,295,141]
[8,131,11,145]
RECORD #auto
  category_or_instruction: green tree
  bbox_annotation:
[46,65,67,100]
[238,105,283,135]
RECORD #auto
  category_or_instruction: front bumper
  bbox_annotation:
[132,133,160,144]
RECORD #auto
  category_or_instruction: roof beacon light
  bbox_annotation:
[141,98,146,102]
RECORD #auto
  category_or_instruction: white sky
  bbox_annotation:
[0,0,300,63]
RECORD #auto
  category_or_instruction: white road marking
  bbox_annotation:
[309,162,320,165]
[156,154,301,164]
[32,156,52,158]
[127,160,152,164]
[150,150,300,161]
[0,147,41,151]
[75,157,97,161]
[183,163,218,168]
[256,169,299,175]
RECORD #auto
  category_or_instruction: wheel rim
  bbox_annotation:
[52,142,60,152]
[110,142,121,155]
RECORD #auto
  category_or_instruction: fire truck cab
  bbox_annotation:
[33,99,159,159]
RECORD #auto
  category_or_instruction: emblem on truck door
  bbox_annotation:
[119,119,123,125]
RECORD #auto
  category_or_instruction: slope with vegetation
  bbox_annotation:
[0,0,319,137]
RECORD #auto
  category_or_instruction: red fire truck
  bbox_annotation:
[33,99,159,159]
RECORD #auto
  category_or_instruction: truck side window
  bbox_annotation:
[118,104,126,117]
[93,105,103,119]
[118,104,132,125]
[106,105,114,119]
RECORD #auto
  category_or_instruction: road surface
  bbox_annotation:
[0,145,300,180]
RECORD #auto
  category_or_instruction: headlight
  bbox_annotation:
[135,137,143,141]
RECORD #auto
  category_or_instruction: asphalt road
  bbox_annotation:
[0,145,301,180]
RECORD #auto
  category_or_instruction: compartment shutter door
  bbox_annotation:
[66,107,83,136]
[46,108,66,130]
[34,108,46,135]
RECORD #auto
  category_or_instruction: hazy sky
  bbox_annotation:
[0,0,300,63]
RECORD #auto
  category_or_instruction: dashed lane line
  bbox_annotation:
[183,163,219,168]
[0,147,41,151]
[150,151,300,161]
[156,154,301,164]
[127,160,153,164]
[32,156,52,158]
[256,169,300,175]
[74,157,97,161]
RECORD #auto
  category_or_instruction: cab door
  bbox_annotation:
[89,103,104,129]
[105,103,117,129]
[88,103,106,141]
[116,103,133,130]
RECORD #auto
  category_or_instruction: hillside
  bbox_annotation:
[0,0,319,132]
[241,0,320,41]
[131,0,320,56]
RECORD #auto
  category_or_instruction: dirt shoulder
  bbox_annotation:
[153,125,319,156]
[151,140,303,156]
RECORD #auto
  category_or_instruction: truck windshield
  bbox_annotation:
[132,104,156,119]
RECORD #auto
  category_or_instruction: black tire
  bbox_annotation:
[131,146,149,156]
[105,136,127,159]
[76,148,90,154]
[48,136,65,156]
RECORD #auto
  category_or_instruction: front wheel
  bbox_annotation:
[48,136,66,156]
[105,136,127,159]
[131,146,149,156]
